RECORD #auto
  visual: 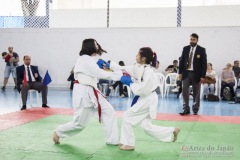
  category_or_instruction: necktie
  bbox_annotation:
[188,47,194,69]
[27,67,32,83]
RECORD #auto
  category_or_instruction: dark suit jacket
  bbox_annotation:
[16,65,42,92]
[179,45,207,82]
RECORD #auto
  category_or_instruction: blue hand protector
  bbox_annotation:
[97,59,110,69]
[121,76,133,86]
[97,59,106,69]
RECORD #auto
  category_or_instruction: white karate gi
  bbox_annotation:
[55,55,122,145]
[119,64,175,147]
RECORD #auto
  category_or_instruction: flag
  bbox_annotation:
[23,71,27,86]
[43,70,52,86]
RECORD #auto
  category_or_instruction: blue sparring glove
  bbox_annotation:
[121,76,133,86]
[97,59,110,69]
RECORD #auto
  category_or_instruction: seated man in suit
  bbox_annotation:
[16,55,50,110]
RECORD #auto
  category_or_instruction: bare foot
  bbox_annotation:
[119,145,134,151]
[173,127,181,142]
[53,131,60,144]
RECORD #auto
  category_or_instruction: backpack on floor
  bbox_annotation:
[207,94,219,102]
[235,87,240,103]
[223,87,232,101]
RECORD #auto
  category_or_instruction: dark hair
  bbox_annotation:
[173,60,178,63]
[139,47,157,67]
[79,38,107,56]
[119,61,125,66]
[208,63,213,70]
[23,55,31,60]
[234,60,239,64]
[191,33,199,40]
[1,52,7,57]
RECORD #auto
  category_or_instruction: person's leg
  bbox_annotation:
[209,84,215,94]
[192,80,201,114]
[31,82,48,105]
[220,82,227,98]
[111,81,119,89]
[181,74,192,113]
[177,80,182,97]
[54,106,94,143]
[70,81,74,90]
[119,82,124,96]
[98,94,119,145]
[21,83,31,106]
[12,67,17,88]
[2,66,11,90]
[120,99,151,148]
[228,82,235,98]
[203,84,208,98]
[140,118,175,142]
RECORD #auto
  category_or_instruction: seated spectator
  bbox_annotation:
[202,63,217,100]
[109,61,128,97]
[98,79,112,96]
[166,59,182,98]
[16,55,50,110]
[220,63,235,100]
[232,60,240,83]
[165,60,178,73]
[153,60,163,73]
[67,67,75,90]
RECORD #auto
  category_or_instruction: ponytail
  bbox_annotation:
[139,47,157,67]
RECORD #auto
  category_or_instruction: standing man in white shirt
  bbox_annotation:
[178,33,207,115]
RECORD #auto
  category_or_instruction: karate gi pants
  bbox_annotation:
[55,84,119,145]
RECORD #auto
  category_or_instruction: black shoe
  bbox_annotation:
[1,86,5,91]
[21,105,27,110]
[42,104,50,108]
[179,110,190,116]
[203,95,207,100]
[193,112,198,115]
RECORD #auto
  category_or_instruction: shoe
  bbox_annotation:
[203,95,207,100]
[221,97,226,101]
[119,145,134,151]
[179,110,190,116]
[193,112,198,115]
[14,86,17,90]
[120,94,125,98]
[42,104,50,108]
[172,87,179,93]
[1,86,5,91]
[21,105,27,110]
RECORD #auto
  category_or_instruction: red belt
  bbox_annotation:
[74,80,102,123]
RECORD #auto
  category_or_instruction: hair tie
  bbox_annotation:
[153,52,156,57]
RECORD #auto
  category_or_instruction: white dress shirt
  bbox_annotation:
[24,65,35,82]
[188,45,197,71]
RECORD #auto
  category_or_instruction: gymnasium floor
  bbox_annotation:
[0,87,239,160]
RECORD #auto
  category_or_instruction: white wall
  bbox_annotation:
[49,6,240,28]
[0,27,240,87]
